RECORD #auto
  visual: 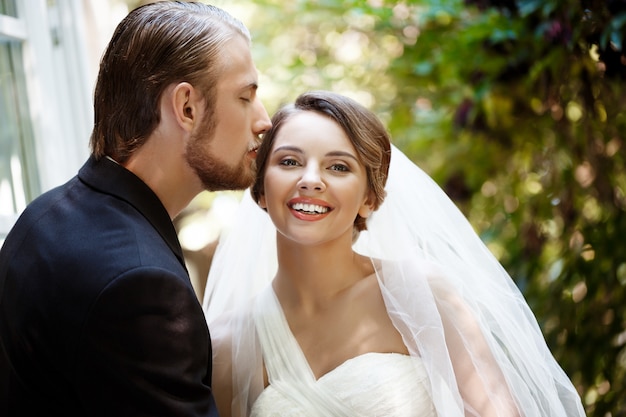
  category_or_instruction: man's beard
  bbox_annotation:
[185,122,256,192]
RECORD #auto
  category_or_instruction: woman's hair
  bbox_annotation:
[90,1,250,163]
[252,90,392,233]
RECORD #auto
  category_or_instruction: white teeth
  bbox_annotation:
[292,202,329,214]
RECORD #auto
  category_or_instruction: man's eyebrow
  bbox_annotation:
[241,82,258,91]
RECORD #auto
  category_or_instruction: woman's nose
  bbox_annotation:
[298,165,325,192]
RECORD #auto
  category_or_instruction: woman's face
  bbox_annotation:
[259,111,373,247]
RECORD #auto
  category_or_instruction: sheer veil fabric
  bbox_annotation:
[203,145,585,416]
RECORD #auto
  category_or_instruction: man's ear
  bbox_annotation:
[172,82,200,132]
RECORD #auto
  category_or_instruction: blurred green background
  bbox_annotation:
[133,0,625,414]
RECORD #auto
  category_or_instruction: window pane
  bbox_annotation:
[0,0,16,17]
[0,41,39,226]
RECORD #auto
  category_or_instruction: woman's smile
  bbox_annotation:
[288,197,332,221]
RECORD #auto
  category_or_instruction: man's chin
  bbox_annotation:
[186,148,256,192]
[201,169,255,192]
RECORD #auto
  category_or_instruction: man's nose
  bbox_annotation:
[253,98,272,135]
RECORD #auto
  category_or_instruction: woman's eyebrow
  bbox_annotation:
[273,145,303,154]
[326,151,359,162]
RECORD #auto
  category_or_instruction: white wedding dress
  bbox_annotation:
[249,287,436,417]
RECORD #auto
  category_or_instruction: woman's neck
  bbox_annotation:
[272,233,373,314]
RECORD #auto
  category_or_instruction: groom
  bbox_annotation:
[0,2,270,416]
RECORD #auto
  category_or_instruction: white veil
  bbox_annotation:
[203,144,585,416]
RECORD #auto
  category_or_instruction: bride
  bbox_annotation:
[203,91,585,416]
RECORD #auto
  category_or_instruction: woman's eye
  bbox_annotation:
[330,164,349,172]
[279,158,299,166]
[240,97,251,103]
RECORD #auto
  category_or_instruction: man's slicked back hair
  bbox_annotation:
[90,1,250,162]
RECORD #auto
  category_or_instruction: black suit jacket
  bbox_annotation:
[0,156,219,416]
